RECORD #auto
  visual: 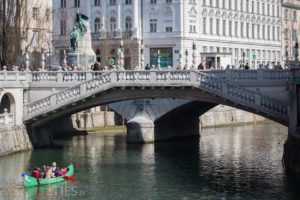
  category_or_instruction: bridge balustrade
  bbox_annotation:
[0,111,15,126]
[0,69,292,85]
[24,70,289,124]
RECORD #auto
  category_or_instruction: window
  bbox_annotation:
[209,18,213,34]
[110,0,116,5]
[246,23,249,38]
[229,21,232,36]
[228,1,231,10]
[150,48,173,67]
[60,20,66,36]
[257,2,260,14]
[110,17,116,31]
[235,21,238,37]
[262,25,265,39]
[284,29,288,39]
[240,2,243,11]
[166,0,172,2]
[125,16,132,31]
[216,19,220,35]
[284,9,288,20]
[277,27,280,41]
[61,0,66,8]
[251,1,254,13]
[272,26,275,40]
[189,0,196,3]
[240,22,244,37]
[150,0,157,4]
[262,3,265,15]
[75,0,80,7]
[150,19,157,32]
[235,0,237,10]
[267,4,270,16]
[267,26,270,40]
[277,6,279,17]
[32,7,39,20]
[216,0,219,8]
[203,17,207,34]
[126,0,132,4]
[257,25,260,39]
[46,9,50,22]
[293,29,297,40]
[166,27,172,32]
[95,0,101,6]
[203,0,206,6]
[246,0,249,12]
[252,24,255,38]
[272,5,275,16]
[190,25,196,33]
[222,20,226,36]
[94,18,101,33]
[210,0,212,7]
[293,11,297,21]
[222,0,225,9]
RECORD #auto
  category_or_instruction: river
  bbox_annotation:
[0,122,299,200]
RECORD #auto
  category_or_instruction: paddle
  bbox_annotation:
[63,176,76,182]
[21,173,28,177]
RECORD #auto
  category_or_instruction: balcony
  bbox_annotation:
[91,31,132,40]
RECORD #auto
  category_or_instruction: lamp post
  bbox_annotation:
[119,40,124,70]
[192,40,196,69]
[140,40,144,70]
[157,49,160,69]
[185,49,188,69]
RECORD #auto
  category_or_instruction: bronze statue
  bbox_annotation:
[70,11,89,52]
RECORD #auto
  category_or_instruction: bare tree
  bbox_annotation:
[0,0,51,70]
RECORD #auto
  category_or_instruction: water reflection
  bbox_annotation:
[2,122,300,199]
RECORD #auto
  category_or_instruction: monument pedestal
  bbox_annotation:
[67,52,79,67]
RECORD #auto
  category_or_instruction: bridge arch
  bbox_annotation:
[0,92,16,114]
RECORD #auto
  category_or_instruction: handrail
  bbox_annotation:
[24,70,289,124]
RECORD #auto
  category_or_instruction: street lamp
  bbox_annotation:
[242,51,245,65]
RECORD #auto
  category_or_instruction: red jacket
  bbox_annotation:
[31,170,41,179]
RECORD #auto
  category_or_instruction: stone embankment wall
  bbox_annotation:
[200,105,266,127]
[71,111,118,129]
[0,125,32,156]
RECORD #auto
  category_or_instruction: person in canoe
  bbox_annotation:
[31,167,41,185]
[45,166,55,179]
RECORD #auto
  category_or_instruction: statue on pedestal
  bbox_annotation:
[68,11,96,69]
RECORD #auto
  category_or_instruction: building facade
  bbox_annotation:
[25,0,53,69]
[281,0,300,67]
[52,0,281,69]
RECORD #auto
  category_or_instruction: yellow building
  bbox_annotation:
[282,0,300,67]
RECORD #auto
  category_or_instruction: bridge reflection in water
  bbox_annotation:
[0,122,298,199]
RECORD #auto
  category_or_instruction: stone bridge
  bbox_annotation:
[2,68,300,181]
[0,69,292,142]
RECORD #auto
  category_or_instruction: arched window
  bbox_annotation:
[94,18,101,33]
[125,16,132,31]
[110,17,116,31]
[0,93,16,114]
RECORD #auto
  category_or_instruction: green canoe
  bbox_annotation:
[23,164,74,187]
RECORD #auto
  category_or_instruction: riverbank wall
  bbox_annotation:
[200,105,266,128]
[0,125,32,156]
[72,106,267,129]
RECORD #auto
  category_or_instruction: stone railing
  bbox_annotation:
[0,110,15,126]
[0,69,292,86]
[205,69,291,81]
[0,71,28,83]
[24,70,289,123]
[197,71,288,119]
